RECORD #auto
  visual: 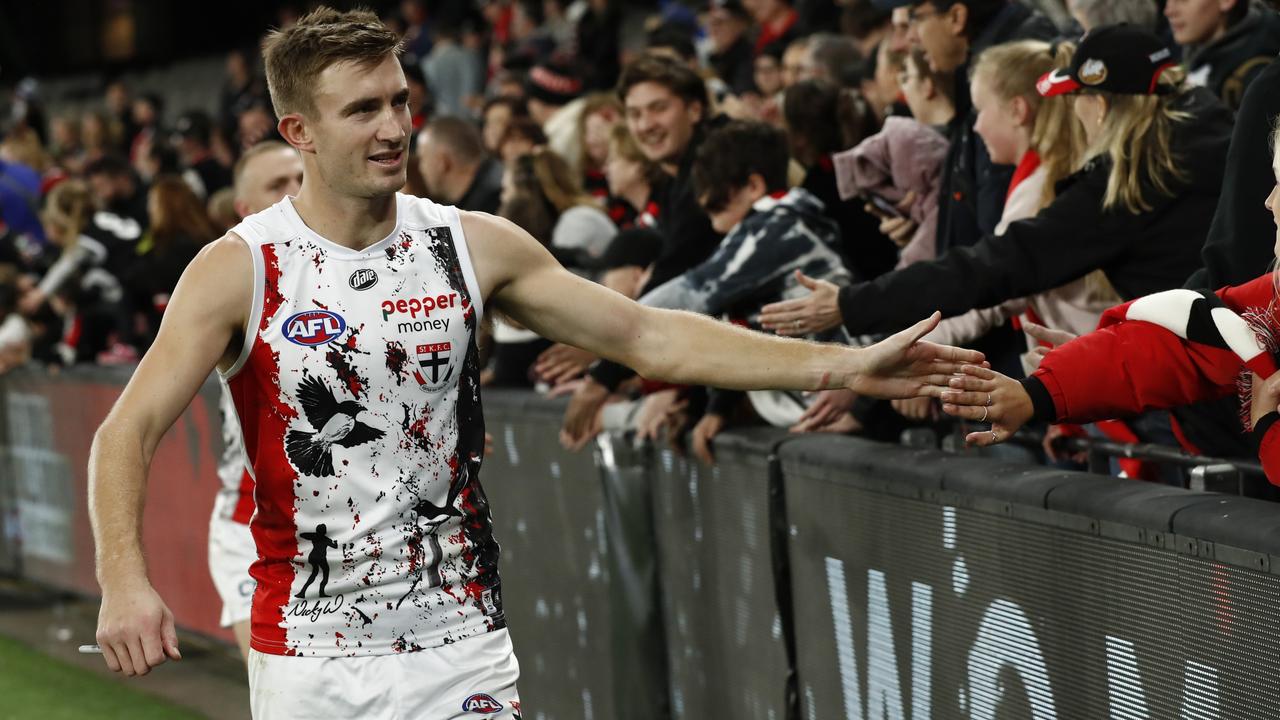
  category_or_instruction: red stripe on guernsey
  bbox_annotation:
[261,244,286,332]
[231,470,256,524]
[231,243,301,655]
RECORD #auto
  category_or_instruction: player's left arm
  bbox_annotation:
[462,212,982,399]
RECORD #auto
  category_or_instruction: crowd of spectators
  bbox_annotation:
[5,0,1280,488]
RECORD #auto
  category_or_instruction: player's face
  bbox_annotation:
[308,55,412,200]
[237,147,304,217]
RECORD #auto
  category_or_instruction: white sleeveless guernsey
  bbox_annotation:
[222,193,499,657]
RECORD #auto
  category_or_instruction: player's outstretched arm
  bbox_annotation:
[463,212,982,398]
[89,235,252,677]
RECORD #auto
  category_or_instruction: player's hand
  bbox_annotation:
[635,389,688,442]
[759,270,844,337]
[534,343,597,386]
[790,388,858,433]
[940,364,1034,446]
[96,580,181,676]
[560,377,609,451]
[851,312,986,399]
[691,413,726,465]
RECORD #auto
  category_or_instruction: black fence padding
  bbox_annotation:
[651,426,791,719]
[1170,496,1280,556]
[481,390,616,719]
[594,432,671,720]
[779,433,1280,720]
[1045,475,1217,530]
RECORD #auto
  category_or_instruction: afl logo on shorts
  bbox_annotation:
[283,310,346,346]
[348,268,378,291]
[461,693,504,713]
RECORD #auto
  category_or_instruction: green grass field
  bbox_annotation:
[0,634,204,719]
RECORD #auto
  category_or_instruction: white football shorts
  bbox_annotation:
[248,628,522,719]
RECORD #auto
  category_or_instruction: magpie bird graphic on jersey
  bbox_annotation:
[285,374,385,477]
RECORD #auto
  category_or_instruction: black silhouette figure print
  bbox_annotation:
[285,374,384,477]
[296,523,339,598]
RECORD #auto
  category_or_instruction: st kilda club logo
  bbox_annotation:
[414,342,453,391]
[348,268,378,291]
[283,310,346,346]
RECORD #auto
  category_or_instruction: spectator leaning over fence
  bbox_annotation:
[759,26,1233,347]
[85,10,983,711]
[1165,0,1280,110]
[1119,56,1280,466]
[417,116,505,215]
[940,122,1280,486]
[918,40,1115,373]
[622,120,862,460]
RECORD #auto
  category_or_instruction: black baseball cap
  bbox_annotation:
[1037,24,1177,97]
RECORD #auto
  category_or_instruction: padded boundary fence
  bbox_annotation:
[5,373,1280,718]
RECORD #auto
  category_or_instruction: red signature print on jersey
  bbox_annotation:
[284,310,347,346]
[461,693,504,713]
[380,293,459,321]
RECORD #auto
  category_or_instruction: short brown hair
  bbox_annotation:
[233,140,295,195]
[616,54,709,112]
[262,6,403,117]
[423,116,487,166]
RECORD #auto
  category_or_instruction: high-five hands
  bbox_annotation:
[940,365,1035,446]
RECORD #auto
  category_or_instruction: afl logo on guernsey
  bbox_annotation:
[461,693,503,713]
[283,310,346,346]
[348,268,378,290]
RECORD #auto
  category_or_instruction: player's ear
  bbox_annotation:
[279,113,314,153]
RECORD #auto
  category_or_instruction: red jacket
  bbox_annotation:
[1027,274,1280,483]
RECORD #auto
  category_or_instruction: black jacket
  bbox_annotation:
[935,2,1058,254]
[1185,0,1280,110]
[710,36,756,96]
[836,87,1234,336]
